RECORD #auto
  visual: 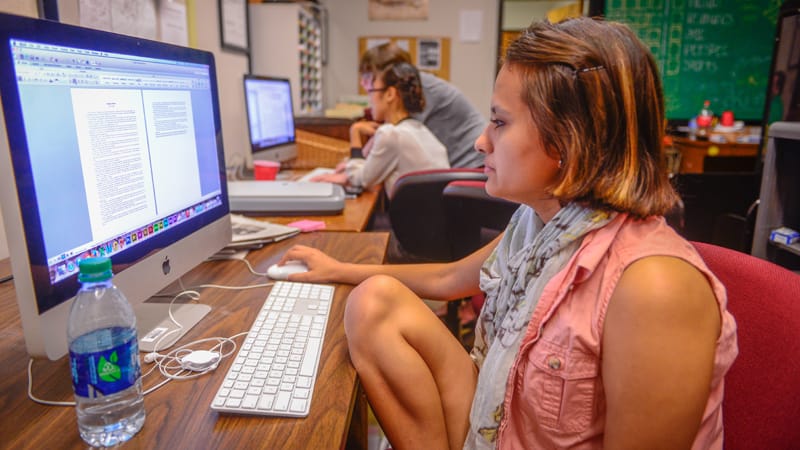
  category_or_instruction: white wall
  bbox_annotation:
[0,213,7,260]
[321,0,499,118]
[0,0,38,260]
[0,0,34,16]
[187,0,251,167]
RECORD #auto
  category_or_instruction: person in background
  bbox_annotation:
[312,61,449,198]
[353,42,486,169]
[281,17,737,450]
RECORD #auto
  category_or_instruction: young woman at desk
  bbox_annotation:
[356,41,486,169]
[310,61,449,198]
[281,18,738,450]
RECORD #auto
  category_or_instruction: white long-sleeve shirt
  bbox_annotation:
[345,118,449,198]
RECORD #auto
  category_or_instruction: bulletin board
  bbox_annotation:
[358,36,450,94]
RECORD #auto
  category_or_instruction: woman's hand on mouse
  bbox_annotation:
[277,245,343,282]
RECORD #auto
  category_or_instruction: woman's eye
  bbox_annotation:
[490,118,504,128]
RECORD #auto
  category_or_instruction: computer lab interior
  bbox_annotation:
[0,1,798,449]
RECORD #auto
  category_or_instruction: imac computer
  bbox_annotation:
[243,75,298,164]
[0,13,232,360]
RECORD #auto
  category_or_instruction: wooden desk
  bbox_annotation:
[0,231,389,449]
[257,184,383,232]
[672,130,760,173]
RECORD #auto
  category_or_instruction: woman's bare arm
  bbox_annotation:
[602,256,721,449]
[278,233,503,301]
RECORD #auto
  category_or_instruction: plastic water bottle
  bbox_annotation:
[67,257,145,447]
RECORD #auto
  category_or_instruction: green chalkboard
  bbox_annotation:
[605,0,780,121]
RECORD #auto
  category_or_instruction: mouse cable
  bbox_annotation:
[28,331,249,406]
[144,334,245,384]
[140,277,273,385]
[210,253,271,277]
[27,285,199,407]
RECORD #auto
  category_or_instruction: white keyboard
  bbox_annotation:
[297,167,335,182]
[211,281,334,417]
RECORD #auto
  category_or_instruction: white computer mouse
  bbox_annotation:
[266,261,309,280]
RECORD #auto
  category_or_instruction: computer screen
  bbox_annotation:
[244,75,298,163]
[0,13,231,360]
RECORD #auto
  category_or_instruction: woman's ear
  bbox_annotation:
[384,85,399,104]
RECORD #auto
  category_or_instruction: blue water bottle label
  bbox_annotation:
[69,330,141,398]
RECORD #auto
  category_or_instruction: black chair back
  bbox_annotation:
[388,169,487,261]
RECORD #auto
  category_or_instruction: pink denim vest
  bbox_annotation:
[496,214,738,449]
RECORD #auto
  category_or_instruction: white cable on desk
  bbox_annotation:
[27,270,275,406]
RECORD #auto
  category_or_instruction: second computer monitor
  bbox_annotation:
[244,75,298,163]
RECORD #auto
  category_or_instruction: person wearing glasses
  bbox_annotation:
[354,42,486,169]
[311,61,449,198]
[284,17,737,450]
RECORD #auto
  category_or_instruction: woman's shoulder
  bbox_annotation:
[604,215,694,257]
[373,122,402,140]
[602,216,720,302]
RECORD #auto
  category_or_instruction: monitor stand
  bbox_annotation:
[135,303,211,353]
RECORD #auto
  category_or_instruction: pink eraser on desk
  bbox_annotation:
[287,220,326,232]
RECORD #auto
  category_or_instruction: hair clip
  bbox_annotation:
[574,65,605,79]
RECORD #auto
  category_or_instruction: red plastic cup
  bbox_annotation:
[253,160,280,180]
[721,110,735,127]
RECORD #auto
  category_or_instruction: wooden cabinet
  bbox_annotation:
[751,122,800,270]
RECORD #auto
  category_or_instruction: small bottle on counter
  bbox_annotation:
[696,100,714,139]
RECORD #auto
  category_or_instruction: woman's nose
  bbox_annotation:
[474,125,491,154]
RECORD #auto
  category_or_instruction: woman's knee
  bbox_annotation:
[344,275,407,337]
[345,274,402,319]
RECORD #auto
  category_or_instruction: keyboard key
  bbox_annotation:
[300,338,321,377]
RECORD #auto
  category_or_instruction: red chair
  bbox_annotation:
[691,241,800,449]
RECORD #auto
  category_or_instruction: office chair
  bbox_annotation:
[691,241,800,449]
[387,168,487,262]
[442,180,519,260]
[384,168,487,335]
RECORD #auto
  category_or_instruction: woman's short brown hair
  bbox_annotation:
[504,17,679,217]
[359,42,412,76]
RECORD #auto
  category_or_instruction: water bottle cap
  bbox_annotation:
[78,257,113,282]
